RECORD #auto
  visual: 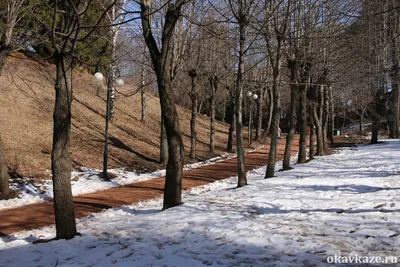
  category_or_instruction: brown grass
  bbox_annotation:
[0,54,252,178]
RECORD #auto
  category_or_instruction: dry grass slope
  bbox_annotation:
[0,55,244,179]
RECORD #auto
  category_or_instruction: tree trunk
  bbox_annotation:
[51,53,77,239]
[160,115,168,166]
[313,107,324,156]
[309,116,315,160]
[328,86,334,144]
[102,76,112,180]
[158,78,183,210]
[282,85,298,170]
[0,134,10,199]
[322,85,329,150]
[264,87,274,137]
[0,48,11,197]
[140,1,185,210]
[141,65,146,122]
[359,108,365,133]
[235,18,247,188]
[313,85,324,156]
[0,49,10,75]
[255,87,264,141]
[189,70,198,159]
[227,91,235,152]
[389,73,399,139]
[388,8,399,139]
[248,100,253,144]
[209,76,217,153]
[371,114,379,144]
[391,80,399,138]
[266,68,281,178]
[298,83,308,163]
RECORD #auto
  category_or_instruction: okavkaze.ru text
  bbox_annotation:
[326,254,398,264]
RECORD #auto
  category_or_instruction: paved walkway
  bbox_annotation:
[0,138,299,235]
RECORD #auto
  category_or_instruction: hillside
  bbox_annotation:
[0,55,241,179]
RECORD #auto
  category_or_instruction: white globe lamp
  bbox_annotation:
[94,72,104,82]
[115,78,124,87]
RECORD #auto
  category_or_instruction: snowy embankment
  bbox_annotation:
[0,153,233,211]
[1,141,400,266]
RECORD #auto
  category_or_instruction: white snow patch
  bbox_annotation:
[0,141,399,266]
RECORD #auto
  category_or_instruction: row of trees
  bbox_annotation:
[0,0,399,240]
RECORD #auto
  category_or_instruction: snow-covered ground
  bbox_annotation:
[0,153,233,211]
[1,141,400,266]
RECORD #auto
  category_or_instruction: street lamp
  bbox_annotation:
[247,91,258,145]
[94,71,124,180]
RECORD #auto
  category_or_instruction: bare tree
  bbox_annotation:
[282,57,298,170]
[140,48,147,122]
[188,68,198,158]
[49,0,93,239]
[227,0,257,187]
[140,0,189,209]
[264,0,291,178]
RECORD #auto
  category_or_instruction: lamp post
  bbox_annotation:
[94,71,124,180]
[247,91,258,145]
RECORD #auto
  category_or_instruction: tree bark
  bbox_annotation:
[371,90,384,144]
[282,84,298,170]
[255,86,265,141]
[189,69,198,159]
[313,106,324,156]
[309,115,315,160]
[160,113,168,166]
[208,75,217,153]
[51,53,77,239]
[0,43,11,199]
[235,16,248,188]
[266,68,281,178]
[390,80,399,138]
[388,4,399,139]
[248,100,253,144]
[227,90,235,152]
[328,86,334,144]
[49,0,90,239]
[0,49,10,75]
[141,65,146,122]
[371,114,379,144]
[0,134,10,198]
[158,78,184,210]
[141,1,185,209]
[322,85,329,150]
[298,82,308,163]
[265,87,274,137]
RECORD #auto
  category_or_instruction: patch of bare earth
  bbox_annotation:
[0,54,255,180]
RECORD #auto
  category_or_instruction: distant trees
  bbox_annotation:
[1,0,399,236]
[336,0,399,143]
[0,0,29,199]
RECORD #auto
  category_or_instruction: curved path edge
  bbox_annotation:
[0,138,299,235]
